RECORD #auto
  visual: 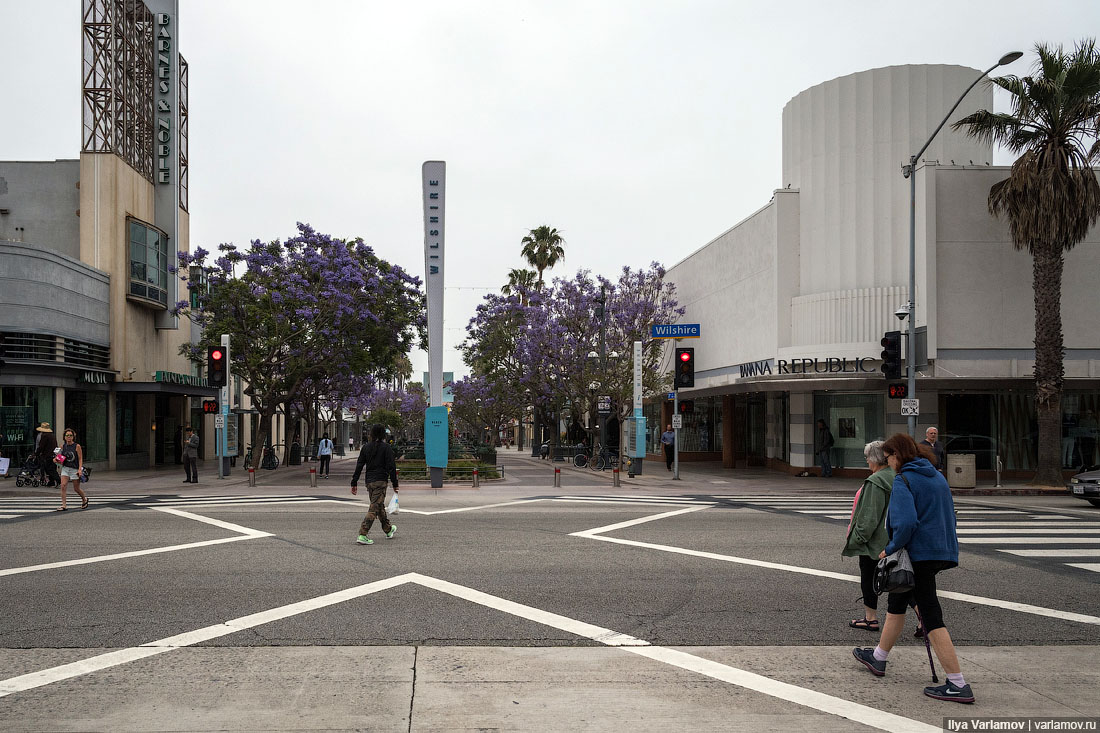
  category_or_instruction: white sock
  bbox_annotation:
[947,672,966,687]
[873,646,889,662]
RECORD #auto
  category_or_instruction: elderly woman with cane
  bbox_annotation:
[851,432,973,703]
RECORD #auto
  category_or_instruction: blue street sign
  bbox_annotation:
[651,323,700,339]
[667,392,676,400]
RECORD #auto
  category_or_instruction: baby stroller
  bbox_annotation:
[15,455,47,488]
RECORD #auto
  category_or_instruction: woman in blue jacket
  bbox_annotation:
[851,433,974,704]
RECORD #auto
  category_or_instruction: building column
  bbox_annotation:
[722,395,735,469]
[107,391,117,470]
[790,392,814,471]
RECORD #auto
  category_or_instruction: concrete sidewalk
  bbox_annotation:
[498,445,1070,497]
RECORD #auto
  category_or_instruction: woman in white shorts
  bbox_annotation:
[55,428,88,511]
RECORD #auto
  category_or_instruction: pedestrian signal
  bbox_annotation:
[202,399,218,413]
[678,400,694,414]
[887,383,908,399]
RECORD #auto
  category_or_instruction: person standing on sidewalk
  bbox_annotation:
[317,433,334,478]
[181,426,199,483]
[350,424,398,545]
[661,424,675,471]
[919,426,946,477]
[35,423,60,488]
[55,428,88,511]
[815,419,835,477]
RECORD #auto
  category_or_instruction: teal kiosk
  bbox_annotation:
[425,406,448,488]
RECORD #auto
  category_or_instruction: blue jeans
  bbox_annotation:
[817,449,832,477]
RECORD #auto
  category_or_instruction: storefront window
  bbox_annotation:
[116,393,139,455]
[66,390,108,462]
[0,387,54,465]
[679,397,719,453]
[813,392,886,468]
[942,391,1100,472]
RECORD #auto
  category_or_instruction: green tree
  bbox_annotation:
[520,226,566,289]
[953,40,1100,486]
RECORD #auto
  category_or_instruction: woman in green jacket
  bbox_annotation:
[842,439,895,631]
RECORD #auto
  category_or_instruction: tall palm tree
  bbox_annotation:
[520,226,566,289]
[953,40,1100,486]
[501,268,538,304]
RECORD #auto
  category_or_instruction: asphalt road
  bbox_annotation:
[1,458,1099,731]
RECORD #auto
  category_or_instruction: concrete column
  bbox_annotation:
[789,392,814,471]
[107,391,117,470]
[722,395,735,469]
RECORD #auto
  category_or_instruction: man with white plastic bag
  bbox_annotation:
[350,424,398,545]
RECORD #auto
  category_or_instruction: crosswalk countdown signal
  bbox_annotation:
[675,347,695,389]
[207,346,227,387]
[880,331,902,380]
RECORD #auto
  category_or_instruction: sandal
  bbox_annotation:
[849,618,880,631]
[81,496,89,509]
[54,507,67,512]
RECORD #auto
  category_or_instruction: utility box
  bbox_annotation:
[947,453,976,489]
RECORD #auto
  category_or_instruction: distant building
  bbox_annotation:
[652,65,1100,479]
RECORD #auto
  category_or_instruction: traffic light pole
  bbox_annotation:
[217,334,230,479]
[673,391,680,480]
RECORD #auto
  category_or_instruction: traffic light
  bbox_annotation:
[678,400,695,414]
[880,331,902,380]
[887,383,909,399]
[675,347,695,389]
[202,399,218,413]
[207,346,227,387]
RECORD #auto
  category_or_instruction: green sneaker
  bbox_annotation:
[356,534,373,545]
[385,525,397,539]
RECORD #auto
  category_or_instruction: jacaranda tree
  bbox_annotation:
[174,223,424,468]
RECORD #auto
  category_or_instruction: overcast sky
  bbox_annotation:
[2,1,1097,381]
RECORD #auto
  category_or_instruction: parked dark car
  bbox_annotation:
[1067,466,1100,507]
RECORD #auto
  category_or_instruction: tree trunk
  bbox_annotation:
[1031,243,1066,487]
[254,409,275,470]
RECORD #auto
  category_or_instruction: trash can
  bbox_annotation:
[288,441,302,466]
[947,453,976,489]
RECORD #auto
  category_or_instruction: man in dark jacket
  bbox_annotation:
[815,419,834,477]
[350,424,398,545]
[919,426,947,477]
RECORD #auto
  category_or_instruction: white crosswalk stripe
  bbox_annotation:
[0,494,342,520]
[721,495,1100,574]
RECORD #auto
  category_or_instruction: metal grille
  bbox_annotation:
[81,0,155,183]
[1,332,111,371]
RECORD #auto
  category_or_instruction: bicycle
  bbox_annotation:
[244,444,280,470]
[574,443,621,471]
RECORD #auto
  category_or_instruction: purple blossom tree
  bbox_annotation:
[174,223,424,467]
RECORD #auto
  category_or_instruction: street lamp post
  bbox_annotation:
[901,51,1022,437]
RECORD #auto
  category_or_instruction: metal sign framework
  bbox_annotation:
[81,0,188,212]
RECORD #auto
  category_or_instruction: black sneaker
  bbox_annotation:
[852,647,886,677]
[923,681,974,704]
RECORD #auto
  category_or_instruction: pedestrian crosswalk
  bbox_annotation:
[720,495,1100,575]
[550,494,714,507]
[0,494,351,520]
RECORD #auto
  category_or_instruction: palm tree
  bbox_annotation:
[501,268,538,304]
[953,40,1100,486]
[520,226,566,289]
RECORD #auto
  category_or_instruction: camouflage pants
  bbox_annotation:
[358,480,392,536]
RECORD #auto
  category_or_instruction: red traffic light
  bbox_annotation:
[211,348,224,361]
[679,351,691,362]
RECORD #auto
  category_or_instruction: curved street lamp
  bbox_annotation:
[901,51,1022,436]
